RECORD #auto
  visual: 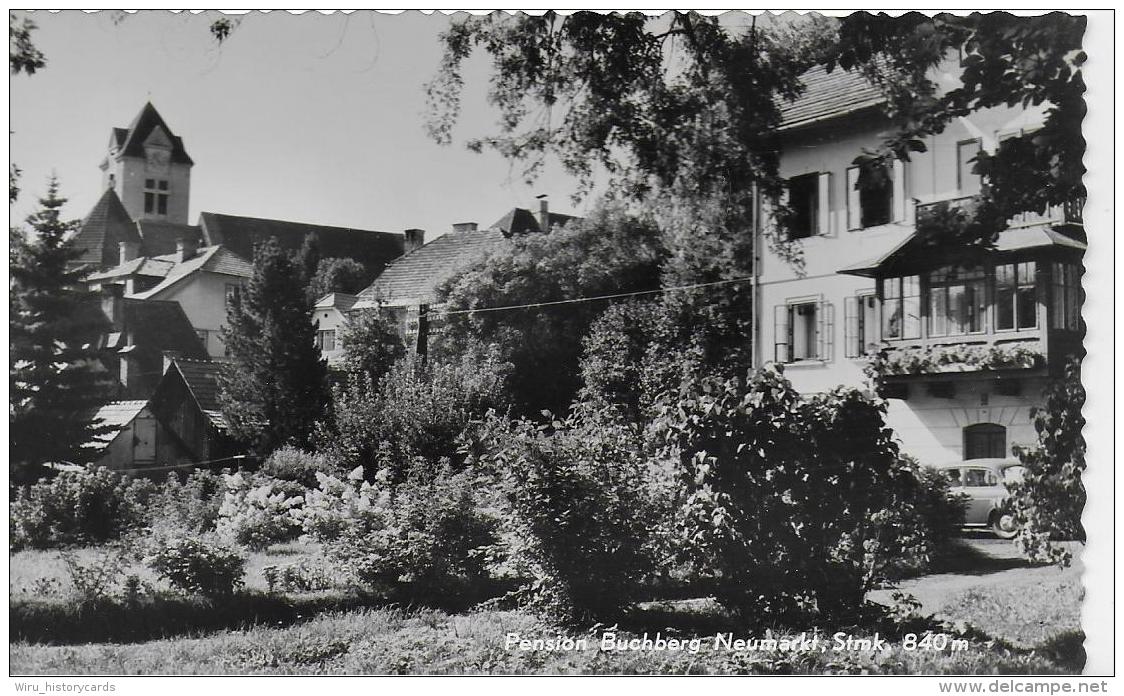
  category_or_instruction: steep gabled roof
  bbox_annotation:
[490,207,578,236]
[130,246,254,300]
[778,64,887,132]
[198,212,404,275]
[137,221,204,257]
[70,188,142,269]
[115,102,193,166]
[357,227,508,307]
[170,357,226,429]
[87,401,149,449]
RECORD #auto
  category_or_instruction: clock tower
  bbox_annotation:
[99,102,193,225]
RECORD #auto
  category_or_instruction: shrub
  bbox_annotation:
[145,536,246,597]
[471,405,664,623]
[10,466,156,550]
[145,469,226,536]
[296,466,384,543]
[262,446,342,488]
[60,547,129,605]
[319,461,497,603]
[261,558,343,593]
[320,347,509,480]
[653,365,933,622]
[215,472,305,550]
[1009,355,1086,566]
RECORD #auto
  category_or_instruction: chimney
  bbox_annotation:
[404,228,425,254]
[451,222,478,234]
[175,234,197,263]
[119,240,140,266]
[101,284,125,330]
[536,194,550,232]
[162,350,182,375]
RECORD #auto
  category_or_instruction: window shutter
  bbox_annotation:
[817,172,833,236]
[846,167,861,231]
[820,301,834,362]
[774,304,790,363]
[892,160,907,223]
[844,296,859,358]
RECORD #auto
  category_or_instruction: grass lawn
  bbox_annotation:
[9,539,1085,675]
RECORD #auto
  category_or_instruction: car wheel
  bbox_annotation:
[990,511,1018,539]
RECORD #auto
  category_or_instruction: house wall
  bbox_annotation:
[152,272,242,358]
[759,102,1048,466]
[314,307,348,364]
[93,405,196,473]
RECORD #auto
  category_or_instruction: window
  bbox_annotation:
[943,469,963,487]
[844,293,879,357]
[882,275,921,340]
[995,262,1038,331]
[786,172,831,239]
[846,163,893,230]
[144,178,170,215]
[1051,262,1081,331]
[957,139,982,195]
[963,468,999,487]
[787,173,819,239]
[928,266,986,336]
[225,283,242,309]
[195,329,209,346]
[964,423,1007,460]
[774,300,832,363]
[316,330,337,352]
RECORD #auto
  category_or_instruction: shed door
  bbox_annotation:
[134,415,157,462]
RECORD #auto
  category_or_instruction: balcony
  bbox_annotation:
[875,338,1046,378]
[914,195,1084,231]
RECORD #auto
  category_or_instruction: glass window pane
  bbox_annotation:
[996,264,1015,330]
[883,298,902,339]
[929,288,948,337]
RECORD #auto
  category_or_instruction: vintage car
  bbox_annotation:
[935,458,1027,539]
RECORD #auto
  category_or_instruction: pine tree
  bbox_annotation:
[219,236,330,456]
[9,178,114,483]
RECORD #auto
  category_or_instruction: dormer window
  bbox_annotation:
[144,178,169,216]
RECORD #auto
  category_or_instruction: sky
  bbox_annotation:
[9,10,598,239]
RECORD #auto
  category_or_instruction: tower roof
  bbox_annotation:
[70,188,142,269]
[113,102,194,166]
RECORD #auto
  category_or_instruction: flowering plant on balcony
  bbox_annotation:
[868,342,1045,378]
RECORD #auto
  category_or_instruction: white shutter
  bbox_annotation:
[893,159,907,223]
[817,172,833,236]
[774,305,790,363]
[820,301,834,362]
[846,167,861,231]
[844,296,859,358]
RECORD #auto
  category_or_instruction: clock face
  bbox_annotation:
[145,148,170,170]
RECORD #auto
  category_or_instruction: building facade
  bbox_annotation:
[757,66,1085,467]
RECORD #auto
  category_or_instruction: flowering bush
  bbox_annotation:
[10,466,156,550]
[215,472,305,550]
[145,469,226,536]
[313,461,497,604]
[145,536,245,597]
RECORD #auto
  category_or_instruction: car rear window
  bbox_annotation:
[964,468,999,487]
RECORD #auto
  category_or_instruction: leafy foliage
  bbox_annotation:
[337,307,405,385]
[145,537,246,597]
[9,13,46,76]
[438,202,663,414]
[829,12,1086,246]
[318,348,509,479]
[1009,355,1085,566]
[654,365,930,622]
[470,406,667,623]
[10,179,115,482]
[60,547,129,605]
[317,462,497,604]
[261,445,342,488]
[219,236,331,455]
[145,469,227,535]
[308,256,369,301]
[10,467,156,550]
